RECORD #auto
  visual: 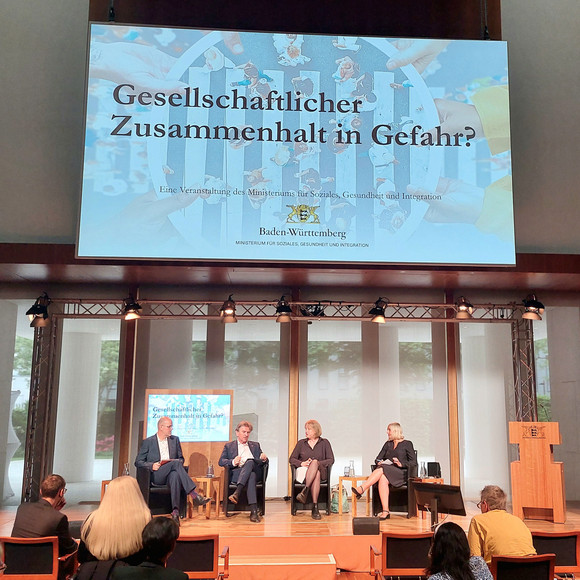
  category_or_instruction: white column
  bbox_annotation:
[546,307,580,500]
[53,332,101,482]
[0,301,18,501]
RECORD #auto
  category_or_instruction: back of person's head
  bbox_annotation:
[81,475,151,561]
[40,474,66,499]
[480,485,507,510]
[427,522,475,580]
[142,517,180,565]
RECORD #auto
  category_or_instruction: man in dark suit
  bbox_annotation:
[135,416,209,523]
[12,473,77,579]
[219,420,268,522]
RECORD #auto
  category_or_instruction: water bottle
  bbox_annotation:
[420,461,427,479]
[349,460,355,477]
[206,461,215,478]
[122,463,130,476]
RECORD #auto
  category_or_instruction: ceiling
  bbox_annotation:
[1,244,580,294]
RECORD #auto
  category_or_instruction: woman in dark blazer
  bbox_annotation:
[352,422,416,519]
[289,419,334,520]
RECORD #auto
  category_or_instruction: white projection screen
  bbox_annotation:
[77,24,515,265]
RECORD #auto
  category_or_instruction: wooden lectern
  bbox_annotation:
[509,422,566,523]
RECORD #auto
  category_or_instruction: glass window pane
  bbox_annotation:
[224,320,287,497]
[458,323,512,500]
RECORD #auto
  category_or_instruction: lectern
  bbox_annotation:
[509,421,566,523]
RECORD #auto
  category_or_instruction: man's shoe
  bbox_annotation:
[192,494,211,507]
[171,509,180,525]
[250,508,261,523]
[228,490,240,505]
[296,486,309,504]
[311,504,321,520]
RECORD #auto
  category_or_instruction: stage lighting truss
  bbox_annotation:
[50,298,529,323]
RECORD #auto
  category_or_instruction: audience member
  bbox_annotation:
[427,522,492,580]
[11,474,77,579]
[111,518,187,580]
[135,417,209,524]
[467,485,536,564]
[78,476,150,565]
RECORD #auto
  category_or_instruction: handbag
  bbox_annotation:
[330,483,349,513]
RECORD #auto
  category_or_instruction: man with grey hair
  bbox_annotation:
[468,484,536,564]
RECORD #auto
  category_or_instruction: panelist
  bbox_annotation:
[219,421,268,523]
[135,416,209,523]
[289,419,334,520]
[351,422,416,519]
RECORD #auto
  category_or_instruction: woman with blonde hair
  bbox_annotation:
[79,475,151,564]
[289,419,334,520]
[352,422,416,519]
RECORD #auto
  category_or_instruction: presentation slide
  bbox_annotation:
[145,391,231,442]
[77,24,515,265]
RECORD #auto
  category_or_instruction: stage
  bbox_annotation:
[2,499,580,579]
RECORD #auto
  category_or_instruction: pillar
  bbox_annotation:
[53,331,101,482]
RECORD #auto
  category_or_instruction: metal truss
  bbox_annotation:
[22,320,59,502]
[51,298,526,322]
[22,296,537,501]
[511,317,538,421]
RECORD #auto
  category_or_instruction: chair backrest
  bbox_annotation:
[381,531,433,576]
[0,536,59,580]
[532,530,580,575]
[189,452,209,477]
[490,553,556,580]
[166,535,219,579]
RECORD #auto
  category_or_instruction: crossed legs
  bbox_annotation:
[356,467,390,515]
[303,459,322,503]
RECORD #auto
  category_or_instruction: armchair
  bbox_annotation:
[370,449,418,518]
[222,462,268,517]
[136,465,187,517]
[290,464,332,516]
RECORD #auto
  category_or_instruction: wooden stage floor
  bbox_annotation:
[2,499,580,579]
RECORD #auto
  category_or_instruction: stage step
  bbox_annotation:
[228,553,337,579]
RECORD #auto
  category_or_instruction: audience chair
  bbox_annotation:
[290,464,332,516]
[370,450,418,518]
[490,553,556,580]
[532,530,580,578]
[136,465,187,517]
[370,531,433,579]
[223,462,268,517]
[0,536,59,580]
[166,535,229,579]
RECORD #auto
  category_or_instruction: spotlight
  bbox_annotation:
[522,294,545,320]
[275,296,292,323]
[123,295,142,321]
[26,293,51,328]
[369,298,388,323]
[455,296,474,320]
[220,295,237,323]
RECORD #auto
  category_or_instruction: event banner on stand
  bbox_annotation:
[77,24,515,265]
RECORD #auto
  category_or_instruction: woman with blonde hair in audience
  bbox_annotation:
[79,475,151,565]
